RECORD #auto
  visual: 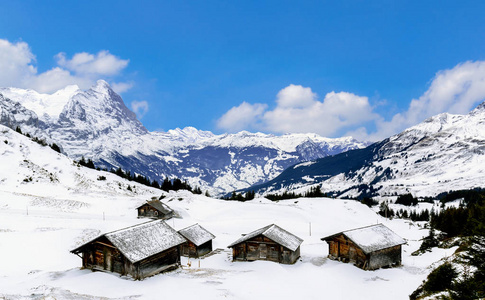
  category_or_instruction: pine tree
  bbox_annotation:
[50,143,61,153]
[161,178,172,192]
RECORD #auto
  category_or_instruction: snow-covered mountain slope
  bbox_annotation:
[0,124,160,207]
[0,82,367,195]
[0,122,458,299]
[0,131,447,299]
[247,101,485,198]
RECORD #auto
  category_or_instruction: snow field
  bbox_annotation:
[0,192,455,300]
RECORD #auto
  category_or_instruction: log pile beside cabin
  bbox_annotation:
[136,200,174,220]
[228,224,303,264]
[71,220,187,280]
[321,223,406,270]
[178,223,215,258]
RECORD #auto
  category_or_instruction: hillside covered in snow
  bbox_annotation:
[0,124,451,299]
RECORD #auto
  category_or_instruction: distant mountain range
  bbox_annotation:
[245,101,485,198]
[0,81,367,196]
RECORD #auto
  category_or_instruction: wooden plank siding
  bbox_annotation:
[181,240,213,258]
[325,234,402,270]
[135,246,180,279]
[137,204,172,219]
[78,238,181,280]
[230,234,300,264]
[368,245,402,270]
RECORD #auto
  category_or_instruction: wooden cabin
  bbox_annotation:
[136,200,174,220]
[228,224,303,264]
[71,220,187,280]
[321,223,406,270]
[178,223,216,258]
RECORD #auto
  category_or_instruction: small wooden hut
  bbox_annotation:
[321,223,406,270]
[178,223,216,258]
[136,200,174,219]
[71,220,187,280]
[228,224,303,264]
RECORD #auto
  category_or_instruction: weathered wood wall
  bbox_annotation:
[368,245,402,270]
[182,240,213,258]
[136,246,180,279]
[79,238,180,280]
[137,204,172,219]
[231,235,299,264]
[326,234,402,270]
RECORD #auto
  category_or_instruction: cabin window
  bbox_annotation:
[154,211,158,216]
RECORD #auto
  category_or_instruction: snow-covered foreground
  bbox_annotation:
[0,190,455,300]
[0,126,455,299]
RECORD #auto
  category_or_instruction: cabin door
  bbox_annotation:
[268,245,279,262]
[281,250,290,264]
[235,245,245,260]
[182,244,190,256]
[259,244,267,259]
[95,249,105,269]
[105,250,113,271]
[349,247,357,262]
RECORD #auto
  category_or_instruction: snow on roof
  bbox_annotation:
[178,224,215,246]
[104,220,186,263]
[322,223,406,254]
[137,200,173,215]
[228,224,303,252]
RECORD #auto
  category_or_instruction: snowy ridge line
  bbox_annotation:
[246,100,485,198]
[0,81,368,196]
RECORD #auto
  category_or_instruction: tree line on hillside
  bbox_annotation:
[409,189,485,300]
[12,125,210,196]
[77,156,209,194]
[14,126,61,154]
[223,186,326,202]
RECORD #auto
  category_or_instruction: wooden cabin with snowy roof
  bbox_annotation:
[228,224,303,264]
[136,199,174,220]
[71,220,187,280]
[321,223,406,270]
[178,223,216,258]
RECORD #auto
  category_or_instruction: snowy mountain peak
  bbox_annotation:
[0,82,367,195]
[470,99,485,115]
[0,85,81,121]
[91,79,112,94]
[166,127,216,143]
[57,81,147,136]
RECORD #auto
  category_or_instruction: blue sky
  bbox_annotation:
[1,1,485,140]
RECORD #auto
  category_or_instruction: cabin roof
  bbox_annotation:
[321,223,406,254]
[178,223,215,246]
[227,224,303,252]
[137,200,173,215]
[72,220,186,263]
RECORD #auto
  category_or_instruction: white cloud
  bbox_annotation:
[367,60,485,141]
[56,51,129,76]
[131,100,149,119]
[217,85,379,137]
[263,90,378,136]
[0,38,131,94]
[27,67,92,94]
[111,81,134,94]
[276,84,316,108]
[0,39,37,88]
[218,61,485,141]
[217,102,268,132]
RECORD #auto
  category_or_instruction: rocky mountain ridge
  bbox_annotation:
[245,101,485,198]
[0,81,367,195]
